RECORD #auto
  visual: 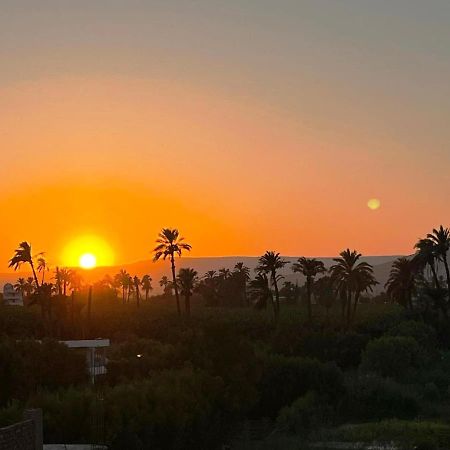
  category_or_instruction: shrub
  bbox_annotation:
[360,336,424,378]
[277,391,333,434]
[257,354,345,418]
[343,375,420,420]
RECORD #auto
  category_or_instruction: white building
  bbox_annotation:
[3,283,23,306]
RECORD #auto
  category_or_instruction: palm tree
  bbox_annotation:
[352,268,377,321]
[126,276,134,303]
[385,257,419,309]
[427,226,450,302]
[234,262,250,306]
[153,228,192,315]
[414,238,441,289]
[218,268,232,280]
[9,242,41,291]
[25,277,35,297]
[330,249,375,327]
[114,269,130,304]
[133,276,141,307]
[292,257,326,321]
[257,251,288,317]
[58,268,72,296]
[37,256,48,284]
[141,275,153,301]
[14,278,27,298]
[249,273,273,311]
[177,268,198,316]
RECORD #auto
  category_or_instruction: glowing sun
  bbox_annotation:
[62,235,115,268]
[79,253,97,269]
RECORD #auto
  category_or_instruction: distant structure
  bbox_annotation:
[61,339,110,384]
[3,283,23,306]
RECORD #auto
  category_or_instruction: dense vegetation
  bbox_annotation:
[1,225,450,449]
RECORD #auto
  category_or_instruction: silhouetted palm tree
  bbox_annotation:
[14,278,27,297]
[257,251,289,317]
[115,269,130,304]
[414,238,441,289]
[177,268,198,316]
[249,273,272,311]
[141,275,152,301]
[133,276,141,307]
[126,276,134,303]
[385,257,419,309]
[352,268,377,321]
[234,262,250,306]
[58,268,72,296]
[427,226,450,302]
[153,228,192,315]
[9,242,41,291]
[37,256,48,284]
[292,257,326,321]
[330,249,375,327]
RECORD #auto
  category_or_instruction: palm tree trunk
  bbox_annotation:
[352,291,361,323]
[346,288,352,328]
[136,286,140,308]
[185,294,191,316]
[122,287,126,304]
[306,277,312,321]
[443,255,450,304]
[272,269,280,317]
[430,263,441,290]
[171,254,181,316]
[30,261,40,291]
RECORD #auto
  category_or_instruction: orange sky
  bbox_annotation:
[1,2,450,269]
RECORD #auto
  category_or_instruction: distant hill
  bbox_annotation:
[0,255,402,294]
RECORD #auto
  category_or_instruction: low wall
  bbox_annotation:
[0,409,43,450]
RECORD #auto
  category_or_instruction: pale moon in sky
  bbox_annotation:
[367,198,381,210]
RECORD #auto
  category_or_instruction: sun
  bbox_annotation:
[62,235,115,268]
[79,253,97,270]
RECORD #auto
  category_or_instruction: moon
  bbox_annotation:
[367,198,381,210]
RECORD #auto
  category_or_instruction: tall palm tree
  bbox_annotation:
[234,262,251,306]
[141,275,153,301]
[292,257,326,321]
[257,251,289,317]
[9,242,41,291]
[153,228,192,316]
[133,276,142,307]
[427,226,450,302]
[352,268,377,321]
[414,238,441,289]
[114,269,130,304]
[126,275,134,303]
[385,257,419,309]
[330,249,375,327]
[37,256,48,284]
[177,268,198,316]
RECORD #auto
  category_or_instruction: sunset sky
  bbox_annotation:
[1,1,450,268]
